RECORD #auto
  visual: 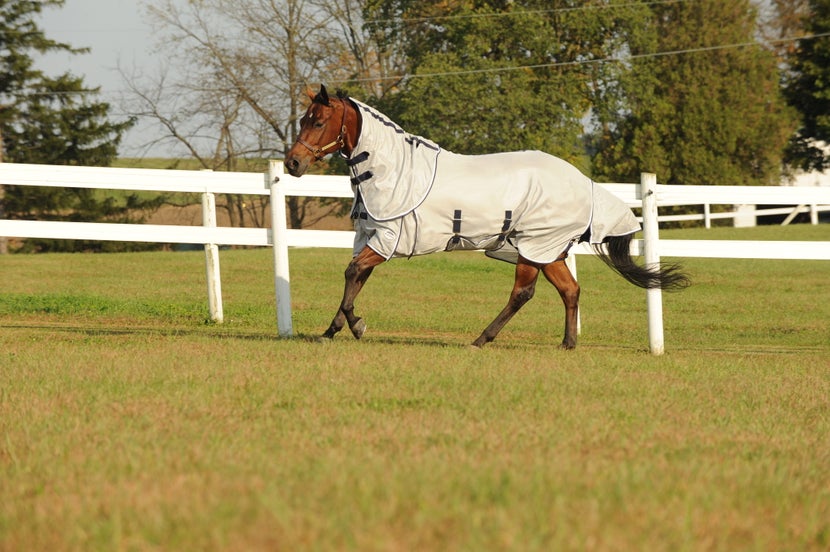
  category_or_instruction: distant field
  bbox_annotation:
[112,158,269,172]
[1,225,828,550]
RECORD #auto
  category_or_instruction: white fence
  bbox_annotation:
[1,161,829,354]
[648,200,829,227]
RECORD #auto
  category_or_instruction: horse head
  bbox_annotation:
[285,84,358,177]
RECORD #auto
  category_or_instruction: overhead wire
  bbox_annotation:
[318,31,830,85]
[10,0,827,95]
[16,28,828,98]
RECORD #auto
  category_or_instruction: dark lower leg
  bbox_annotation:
[322,310,347,339]
[323,274,372,339]
[542,260,580,349]
[322,247,385,339]
[472,258,539,348]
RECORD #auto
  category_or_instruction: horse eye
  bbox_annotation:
[313,121,324,129]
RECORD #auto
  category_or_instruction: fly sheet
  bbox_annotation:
[346,100,640,265]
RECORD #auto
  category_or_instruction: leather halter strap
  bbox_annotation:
[296,98,349,160]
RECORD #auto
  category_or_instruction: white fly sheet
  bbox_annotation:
[346,99,640,264]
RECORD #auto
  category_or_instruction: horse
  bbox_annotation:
[285,85,689,349]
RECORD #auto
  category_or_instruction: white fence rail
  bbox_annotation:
[1,162,828,354]
[651,204,829,226]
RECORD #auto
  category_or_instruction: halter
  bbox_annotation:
[296,98,349,160]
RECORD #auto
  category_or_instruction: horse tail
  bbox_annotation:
[592,233,690,291]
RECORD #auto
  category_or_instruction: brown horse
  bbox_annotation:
[286,85,688,349]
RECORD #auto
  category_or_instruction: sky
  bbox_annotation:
[37,0,162,156]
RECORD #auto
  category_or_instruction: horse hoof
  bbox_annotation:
[316,335,333,344]
[471,336,488,348]
[351,318,366,339]
[560,342,576,350]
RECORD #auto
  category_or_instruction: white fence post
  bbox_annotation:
[641,173,664,355]
[201,191,224,323]
[269,160,293,337]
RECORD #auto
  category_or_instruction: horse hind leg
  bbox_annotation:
[322,246,385,340]
[541,258,580,349]
[472,258,539,348]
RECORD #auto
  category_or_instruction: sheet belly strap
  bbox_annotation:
[498,210,513,243]
[450,209,462,245]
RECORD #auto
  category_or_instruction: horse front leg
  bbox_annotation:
[472,258,539,348]
[541,258,580,349]
[322,246,385,340]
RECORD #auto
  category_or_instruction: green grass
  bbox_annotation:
[1,224,829,551]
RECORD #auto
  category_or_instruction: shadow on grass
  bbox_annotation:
[1,321,573,351]
[11,321,817,356]
[0,322,278,342]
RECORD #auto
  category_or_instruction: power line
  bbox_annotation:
[14,31,830,96]
[319,31,830,86]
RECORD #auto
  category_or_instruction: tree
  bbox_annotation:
[128,0,376,229]
[0,0,137,252]
[320,0,409,98]
[591,0,797,187]
[782,0,830,171]
[366,0,648,170]
[758,0,809,57]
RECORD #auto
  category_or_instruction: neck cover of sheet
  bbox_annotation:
[347,99,441,221]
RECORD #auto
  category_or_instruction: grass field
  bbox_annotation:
[1,225,828,551]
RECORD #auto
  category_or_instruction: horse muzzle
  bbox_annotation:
[284,151,309,177]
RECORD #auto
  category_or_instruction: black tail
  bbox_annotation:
[593,234,690,291]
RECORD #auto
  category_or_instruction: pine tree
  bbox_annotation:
[0,0,139,252]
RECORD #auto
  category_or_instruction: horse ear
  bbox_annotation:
[305,86,316,101]
[317,84,330,106]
